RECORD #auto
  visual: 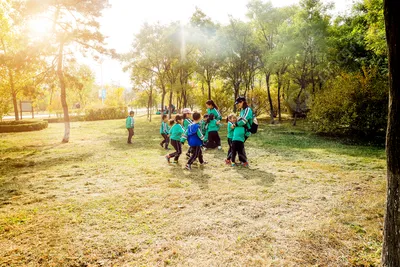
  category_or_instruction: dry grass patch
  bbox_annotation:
[0,117,386,266]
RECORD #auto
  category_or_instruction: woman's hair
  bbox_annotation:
[169,119,175,126]
[175,114,183,122]
[206,113,215,124]
[206,100,219,110]
[162,114,167,120]
[241,101,249,109]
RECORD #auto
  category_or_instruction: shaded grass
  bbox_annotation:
[0,116,386,266]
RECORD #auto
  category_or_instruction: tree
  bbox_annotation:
[27,0,109,142]
[281,0,330,125]
[0,1,46,120]
[219,18,256,111]
[125,23,169,113]
[382,0,400,265]
[190,8,220,100]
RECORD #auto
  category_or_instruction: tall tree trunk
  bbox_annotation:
[168,83,173,119]
[233,81,240,113]
[266,72,274,124]
[49,85,54,117]
[293,85,304,127]
[207,79,211,100]
[161,84,166,113]
[382,0,400,265]
[57,42,70,143]
[277,72,282,123]
[1,39,19,121]
[11,90,18,121]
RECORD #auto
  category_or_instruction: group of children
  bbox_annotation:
[126,98,252,170]
[160,109,249,170]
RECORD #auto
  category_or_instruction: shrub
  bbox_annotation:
[44,116,85,123]
[309,68,388,137]
[0,120,48,133]
[84,107,127,121]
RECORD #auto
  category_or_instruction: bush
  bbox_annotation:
[44,115,85,123]
[84,107,127,121]
[309,68,388,137]
[0,119,48,133]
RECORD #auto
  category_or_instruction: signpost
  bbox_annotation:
[20,101,34,119]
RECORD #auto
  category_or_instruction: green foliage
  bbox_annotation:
[309,68,388,136]
[84,107,127,121]
[0,119,48,133]
[247,86,270,116]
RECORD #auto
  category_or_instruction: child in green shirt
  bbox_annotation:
[126,111,135,144]
[159,114,170,150]
[225,114,236,164]
[166,115,185,163]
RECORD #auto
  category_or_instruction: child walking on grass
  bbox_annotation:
[165,115,185,164]
[204,113,221,149]
[126,111,135,144]
[160,114,170,150]
[182,108,193,158]
[181,112,207,170]
[225,114,236,164]
[231,115,249,167]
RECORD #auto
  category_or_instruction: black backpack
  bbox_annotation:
[249,117,258,134]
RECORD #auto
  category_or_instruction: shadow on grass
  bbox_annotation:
[0,150,94,207]
[169,163,211,190]
[235,167,276,187]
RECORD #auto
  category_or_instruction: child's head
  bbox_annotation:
[175,114,183,124]
[129,111,134,116]
[162,114,168,121]
[192,112,201,122]
[205,100,219,110]
[203,114,209,121]
[182,108,192,119]
[227,113,237,123]
[169,119,175,126]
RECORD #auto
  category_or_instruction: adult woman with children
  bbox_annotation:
[231,96,253,167]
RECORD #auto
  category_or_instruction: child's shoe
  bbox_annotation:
[241,162,249,168]
[165,155,171,163]
[185,164,192,170]
[225,159,231,165]
[171,160,178,164]
[231,162,237,167]
[200,161,208,166]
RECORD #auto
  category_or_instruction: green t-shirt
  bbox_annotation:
[169,124,185,141]
[160,121,169,134]
[207,119,220,132]
[183,118,193,130]
[238,107,253,138]
[232,125,246,142]
[126,116,134,129]
[227,121,234,139]
[207,108,222,122]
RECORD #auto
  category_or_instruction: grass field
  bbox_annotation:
[0,115,386,266]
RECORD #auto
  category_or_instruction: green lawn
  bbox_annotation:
[0,116,385,266]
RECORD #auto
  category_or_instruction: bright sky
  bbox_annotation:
[96,0,355,88]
